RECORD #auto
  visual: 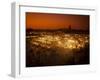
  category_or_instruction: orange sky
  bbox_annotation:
[26,12,89,30]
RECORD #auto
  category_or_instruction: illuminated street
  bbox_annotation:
[27,32,89,50]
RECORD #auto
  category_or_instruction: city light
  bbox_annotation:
[27,33,89,50]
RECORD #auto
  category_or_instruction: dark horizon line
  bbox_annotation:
[26,27,89,30]
[26,28,89,32]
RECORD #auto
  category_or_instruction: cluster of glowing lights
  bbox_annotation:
[28,34,89,49]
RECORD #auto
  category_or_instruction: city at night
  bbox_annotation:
[26,12,89,67]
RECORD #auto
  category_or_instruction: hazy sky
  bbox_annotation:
[26,12,89,30]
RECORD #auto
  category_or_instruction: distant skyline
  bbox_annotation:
[26,12,89,30]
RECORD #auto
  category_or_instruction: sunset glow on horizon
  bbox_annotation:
[26,12,89,30]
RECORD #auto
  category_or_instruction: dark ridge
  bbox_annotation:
[26,28,89,34]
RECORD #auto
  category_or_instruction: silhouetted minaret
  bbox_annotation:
[68,25,71,30]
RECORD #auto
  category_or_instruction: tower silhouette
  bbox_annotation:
[68,25,71,30]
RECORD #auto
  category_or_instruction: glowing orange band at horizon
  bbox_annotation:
[26,12,89,30]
